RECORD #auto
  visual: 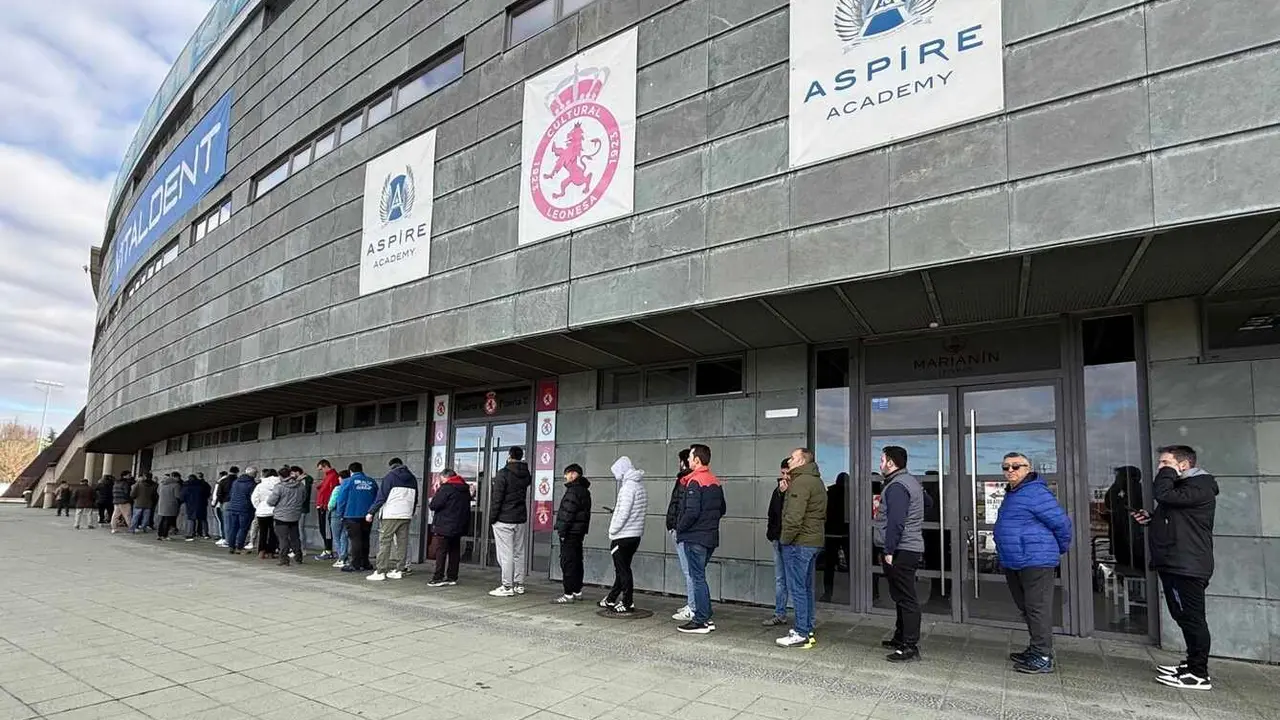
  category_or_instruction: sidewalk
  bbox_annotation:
[0,506,1277,720]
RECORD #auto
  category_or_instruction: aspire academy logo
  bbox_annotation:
[529,64,622,223]
[836,0,937,46]
[379,166,417,223]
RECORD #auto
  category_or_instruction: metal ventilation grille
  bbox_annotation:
[698,301,806,348]
[638,312,748,356]
[1220,216,1280,293]
[1025,236,1142,314]
[929,256,1021,324]
[520,333,630,368]
[764,288,862,342]
[571,324,693,365]
[1117,215,1275,304]
[840,273,932,334]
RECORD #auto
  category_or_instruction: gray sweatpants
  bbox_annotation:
[492,522,528,587]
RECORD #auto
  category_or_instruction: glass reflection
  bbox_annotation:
[815,380,850,605]
[965,386,1056,425]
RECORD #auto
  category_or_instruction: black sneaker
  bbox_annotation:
[886,646,920,663]
[1014,654,1054,674]
[1155,661,1188,676]
[677,621,711,635]
[1155,671,1211,691]
[1009,646,1034,662]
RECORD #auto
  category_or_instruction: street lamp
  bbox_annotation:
[34,380,64,451]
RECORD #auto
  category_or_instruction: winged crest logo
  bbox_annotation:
[379,166,416,224]
[835,0,938,45]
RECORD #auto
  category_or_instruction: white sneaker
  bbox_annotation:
[367,572,387,582]
[332,559,346,568]
[243,544,254,551]
[672,606,693,621]
[776,630,815,648]
[1155,671,1212,691]
[513,585,526,595]
[489,586,515,597]
[215,539,228,547]
[386,570,403,580]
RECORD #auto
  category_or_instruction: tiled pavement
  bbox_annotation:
[1,506,1277,720]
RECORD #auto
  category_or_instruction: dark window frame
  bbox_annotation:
[273,411,319,439]
[506,0,596,48]
[337,397,421,432]
[1200,295,1280,363]
[598,356,746,408]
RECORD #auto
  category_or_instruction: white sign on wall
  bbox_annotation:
[518,28,637,246]
[360,130,437,295]
[789,0,1005,168]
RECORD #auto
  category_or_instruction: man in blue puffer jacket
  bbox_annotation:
[993,452,1072,675]
[224,467,260,554]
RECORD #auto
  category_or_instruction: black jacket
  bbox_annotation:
[676,467,727,549]
[489,461,532,525]
[555,478,592,538]
[765,486,785,542]
[429,480,471,537]
[665,469,692,531]
[215,474,235,504]
[1148,466,1218,580]
[112,478,133,504]
[95,479,114,505]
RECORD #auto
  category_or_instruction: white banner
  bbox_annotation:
[519,28,637,246]
[789,0,1005,168]
[360,130,437,295]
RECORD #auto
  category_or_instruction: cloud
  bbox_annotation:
[0,0,213,434]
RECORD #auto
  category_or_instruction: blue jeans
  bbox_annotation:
[773,541,790,617]
[332,511,349,560]
[684,543,714,624]
[224,510,252,550]
[782,544,821,636]
[129,508,153,532]
[674,535,694,608]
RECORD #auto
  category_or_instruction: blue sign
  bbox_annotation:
[107,92,233,297]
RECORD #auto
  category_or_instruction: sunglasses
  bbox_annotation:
[1001,463,1028,471]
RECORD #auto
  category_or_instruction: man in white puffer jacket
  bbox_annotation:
[600,456,648,613]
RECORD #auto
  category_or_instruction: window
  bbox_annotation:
[291,146,311,173]
[367,94,393,127]
[508,0,594,46]
[396,47,464,110]
[274,411,318,438]
[165,437,184,454]
[254,159,289,198]
[1203,295,1280,360]
[339,114,364,145]
[124,238,181,299]
[314,130,335,159]
[599,357,744,407]
[187,422,260,450]
[338,397,420,431]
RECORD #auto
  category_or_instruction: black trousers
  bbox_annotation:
[886,549,922,647]
[432,534,462,582]
[317,509,333,552]
[605,537,641,607]
[560,535,585,595]
[186,515,208,538]
[97,503,112,524]
[275,521,302,563]
[1160,572,1211,676]
[256,516,278,554]
[344,519,373,570]
[57,500,71,516]
[157,515,178,538]
[1005,567,1056,655]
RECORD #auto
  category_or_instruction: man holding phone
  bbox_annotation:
[1132,445,1218,691]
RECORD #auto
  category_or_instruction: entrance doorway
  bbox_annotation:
[865,381,1071,630]
[450,421,529,568]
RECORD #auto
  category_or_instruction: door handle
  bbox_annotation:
[969,408,979,599]
[937,410,945,597]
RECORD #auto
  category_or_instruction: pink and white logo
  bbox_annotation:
[529,64,621,224]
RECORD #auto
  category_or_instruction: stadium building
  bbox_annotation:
[84,0,1280,661]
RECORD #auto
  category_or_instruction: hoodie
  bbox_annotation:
[130,478,158,510]
[429,475,472,537]
[316,467,341,509]
[268,476,309,523]
[1149,466,1218,580]
[157,476,183,516]
[368,464,418,520]
[554,476,592,538]
[608,457,648,540]
[227,474,257,514]
[337,472,379,520]
[489,460,532,525]
[252,474,281,518]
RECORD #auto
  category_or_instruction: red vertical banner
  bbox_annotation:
[427,395,451,512]
[532,379,558,531]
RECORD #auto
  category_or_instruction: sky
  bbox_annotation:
[0,0,214,436]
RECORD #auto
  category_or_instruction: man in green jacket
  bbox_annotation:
[776,448,828,649]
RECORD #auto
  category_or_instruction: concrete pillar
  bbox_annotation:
[101,454,133,477]
[85,453,103,482]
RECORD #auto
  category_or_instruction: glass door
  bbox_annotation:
[486,423,528,568]
[449,422,529,569]
[958,382,1068,629]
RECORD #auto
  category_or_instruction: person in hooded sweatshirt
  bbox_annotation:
[553,464,591,603]
[428,468,471,587]
[667,449,696,622]
[251,469,282,559]
[225,467,259,554]
[314,460,342,560]
[367,458,419,582]
[155,473,184,540]
[1133,445,1219,691]
[182,474,212,541]
[338,462,379,572]
[269,470,309,567]
[328,469,352,568]
[488,447,533,597]
[600,456,647,613]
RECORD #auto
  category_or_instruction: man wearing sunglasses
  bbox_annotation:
[992,452,1072,674]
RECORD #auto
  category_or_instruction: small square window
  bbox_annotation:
[694,358,743,396]
[645,366,691,401]
[368,95,393,127]
[603,371,641,405]
[218,202,231,224]
[255,159,289,198]
[303,412,317,434]
[399,400,419,423]
[397,50,463,109]
[353,404,376,428]
[195,221,206,241]
[378,403,398,425]
[509,0,555,46]
[291,147,311,173]
[314,131,336,158]
[288,416,304,435]
[339,115,363,144]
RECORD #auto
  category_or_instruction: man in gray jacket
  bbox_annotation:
[269,473,309,567]
[875,446,928,663]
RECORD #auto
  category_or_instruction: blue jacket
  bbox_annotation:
[993,474,1073,570]
[337,472,379,519]
[675,467,726,549]
[226,475,257,514]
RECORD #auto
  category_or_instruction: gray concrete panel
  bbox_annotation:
[705,65,786,141]
[706,178,788,249]
[1148,46,1280,149]
[1010,158,1154,250]
[1149,361,1256,420]
[636,95,708,163]
[1007,82,1150,180]
[888,120,1008,206]
[1004,8,1147,111]
[1153,127,1280,225]
[706,120,786,193]
[705,233,789,302]
[706,10,785,87]
[635,147,708,212]
[637,44,709,115]
[889,187,1010,270]
[638,0,708,66]
[1003,0,1143,43]
[788,213,890,287]
[790,151,889,228]
[1146,0,1280,73]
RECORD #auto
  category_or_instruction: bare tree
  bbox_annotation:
[0,422,40,483]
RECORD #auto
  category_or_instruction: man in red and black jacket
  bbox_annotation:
[314,459,343,560]
[675,444,726,635]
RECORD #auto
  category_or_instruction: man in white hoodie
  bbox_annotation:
[599,456,648,614]
[250,469,282,559]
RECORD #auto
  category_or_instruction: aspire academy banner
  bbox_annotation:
[360,130,437,296]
